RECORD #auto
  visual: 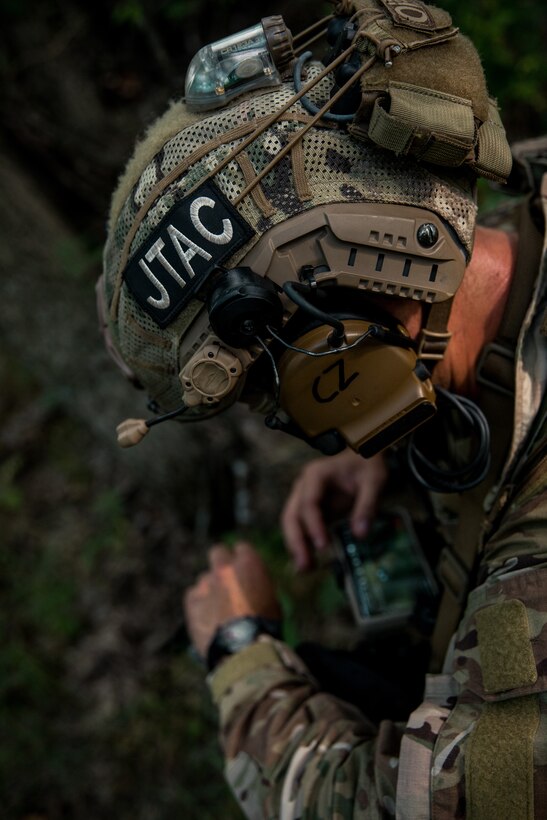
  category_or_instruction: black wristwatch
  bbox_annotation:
[206,616,283,672]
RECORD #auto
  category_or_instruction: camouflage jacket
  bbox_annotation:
[207,176,547,819]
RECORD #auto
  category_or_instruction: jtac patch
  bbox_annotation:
[378,0,439,31]
[123,180,254,328]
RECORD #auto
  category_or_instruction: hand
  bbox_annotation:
[183,542,281,658]
[281,449,388,571]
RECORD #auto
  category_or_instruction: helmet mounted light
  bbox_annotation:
[103,0,512,485]
[184,16,294,112]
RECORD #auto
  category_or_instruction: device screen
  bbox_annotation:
[333,509,437,630]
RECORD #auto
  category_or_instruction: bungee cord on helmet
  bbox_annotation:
[99,0,512,490]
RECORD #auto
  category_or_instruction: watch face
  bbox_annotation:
[207,616,282,671]
[222,617,259,652]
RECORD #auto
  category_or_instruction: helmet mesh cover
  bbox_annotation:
[103,64,477,412]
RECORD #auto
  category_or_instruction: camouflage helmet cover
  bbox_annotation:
[100,0,512,424]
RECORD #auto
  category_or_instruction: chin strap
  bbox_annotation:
[416,299,454,364]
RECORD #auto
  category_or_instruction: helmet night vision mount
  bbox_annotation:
[100,0,512,468]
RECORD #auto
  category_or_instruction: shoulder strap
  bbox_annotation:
[429,177,545,672]
[477,192,544,396]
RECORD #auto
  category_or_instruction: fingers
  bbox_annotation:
[209,542,258,573]
[350,453,388,539]
[281,451,390,569]
[283,497,328,570]
[233,541,271,584]
[233,541,255,558]
[185,547,233,607]
[184,540,281,647]
[350,484,375,539]
[209,543,233,569]
[185,570,210,601]
[281,464,331,571]
[281,511,315,572]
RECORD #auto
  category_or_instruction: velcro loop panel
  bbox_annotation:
[368,82,475,166]
[377,0,452,33]
[353,0,457,48]
[475,99,514,183]
[466,695,539,820]
[475,599,538,694]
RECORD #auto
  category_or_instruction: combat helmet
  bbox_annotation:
[99,0,512,460]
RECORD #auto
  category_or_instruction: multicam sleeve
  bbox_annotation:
[207,637,404,819]
[206,444,547,819]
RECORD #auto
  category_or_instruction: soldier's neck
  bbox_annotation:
[433,226,518,398]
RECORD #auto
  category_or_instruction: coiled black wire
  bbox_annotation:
[406,387,491,493]
[293,50,356,123]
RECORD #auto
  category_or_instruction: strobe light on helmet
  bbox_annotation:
[185,16,294,111]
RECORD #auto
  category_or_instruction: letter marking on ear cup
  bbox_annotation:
[312,358,359,404]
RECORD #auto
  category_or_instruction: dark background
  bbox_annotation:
[0,1,545,817]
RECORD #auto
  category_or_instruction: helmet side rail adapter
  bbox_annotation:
[100,0,513,456]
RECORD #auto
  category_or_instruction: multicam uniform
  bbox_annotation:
[98,0,545,811]
[207,174,547,818]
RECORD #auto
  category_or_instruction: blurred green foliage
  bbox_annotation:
[109,0,546,137]
[112,0,147,27]
[440,0,547,134]
[0,350,242,819]
[111,0,219,26]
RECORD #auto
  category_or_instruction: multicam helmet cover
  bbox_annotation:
[100,0,512,432]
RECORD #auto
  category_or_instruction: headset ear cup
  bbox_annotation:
[207,267,283,348]
[277,318,436,456]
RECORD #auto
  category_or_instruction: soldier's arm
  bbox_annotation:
[208,636,401,819]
